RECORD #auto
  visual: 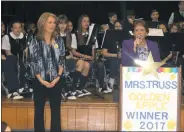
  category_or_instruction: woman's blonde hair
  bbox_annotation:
[37,12,58,41]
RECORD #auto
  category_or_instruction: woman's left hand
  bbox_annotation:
[66,55,72,59]
[50,77,60,88]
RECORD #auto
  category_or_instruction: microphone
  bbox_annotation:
[136,34,142,44]
[135,35,141,54]
[137,34,141,39]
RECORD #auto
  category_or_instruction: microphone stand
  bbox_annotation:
[116,41,120,89]
[116,41,120,59]
[171,44,180,67]
[21,34,33,95]
[166,44,180,67]
[17,53,20,85]
[60,56,67,102]
[91,36,104,99]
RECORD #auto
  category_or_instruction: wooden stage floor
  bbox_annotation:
[2,90,184,131]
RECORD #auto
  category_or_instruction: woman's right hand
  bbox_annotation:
[133,38,143,52]
[134,38,143,46]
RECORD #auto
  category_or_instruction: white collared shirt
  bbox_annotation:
[71,32,98,49]
[109,21,114,25]
[71,33,77,49]
[168,11,184,25]
[59,32,78,49]
[60,32,66,37]
[82,32,89,36]
[2,32,24,50]
[60,32,78,48]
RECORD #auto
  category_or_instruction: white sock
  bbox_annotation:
[109,78,115,88]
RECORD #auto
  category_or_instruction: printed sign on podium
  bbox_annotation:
[119,66,182,131]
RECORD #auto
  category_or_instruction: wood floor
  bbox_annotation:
[2,91,184,131]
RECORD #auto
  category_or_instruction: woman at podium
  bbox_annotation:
[121,20,161,66]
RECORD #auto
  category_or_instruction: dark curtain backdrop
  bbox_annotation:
[1,1,178,28]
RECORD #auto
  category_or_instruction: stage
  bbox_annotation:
[2,91,184,131]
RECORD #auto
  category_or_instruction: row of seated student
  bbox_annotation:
[1,13,122,101]
[1,1,184,101]
[1,19,183,102]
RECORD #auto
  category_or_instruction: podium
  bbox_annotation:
[119,66,182,131]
